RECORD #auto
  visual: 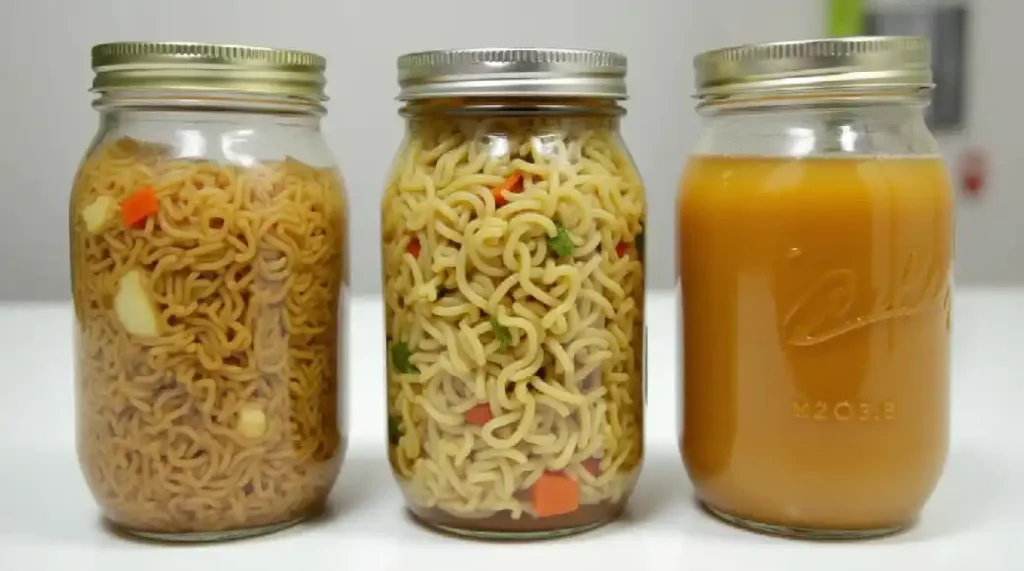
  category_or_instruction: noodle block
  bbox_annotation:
[113,270,159,338]
[237,406,268,438]
[81,196,116,233]
[383,116,645,534]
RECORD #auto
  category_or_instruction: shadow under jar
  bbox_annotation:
[382,49,647,539]
[678,37,952,539]
[71,42,348,542]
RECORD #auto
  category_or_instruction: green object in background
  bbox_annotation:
[829,0,864,37]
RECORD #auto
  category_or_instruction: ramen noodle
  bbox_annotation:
[382,116,646,535]
[71,137,347,538]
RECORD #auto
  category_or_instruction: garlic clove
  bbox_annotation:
[237,405,268,438]
[113,270,160,338]
[81,196,117,233]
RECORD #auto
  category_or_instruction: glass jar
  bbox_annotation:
[678,37,952,539]
[382,49,646,539]
[70,43,348,541]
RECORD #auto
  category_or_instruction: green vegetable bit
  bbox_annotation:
[635,227,645,257]
[489,316,512,348]
[547,224,574,257]
[388,416,402,446]
[390,341,419,374]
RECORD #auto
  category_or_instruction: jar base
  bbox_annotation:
[702,503,909,540]
[409,509,614,540]
[114,516,306,543]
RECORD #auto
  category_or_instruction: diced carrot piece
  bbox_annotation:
[464,403,493,426]
[407,237,421,259]
[615,241,627,257]
[583,458,602,476]
[492,172,523,208]
[531,471,580,517]
[120,186,160,227]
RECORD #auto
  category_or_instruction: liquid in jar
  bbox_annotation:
[679,155,952,535]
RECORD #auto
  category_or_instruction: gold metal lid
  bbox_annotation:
[90,42,328,102]
[396,48,628,100]
[694,36,932,98]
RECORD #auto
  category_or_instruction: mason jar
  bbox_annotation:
[70,42,348,541]
[381,49,647,539]
[678,37,952,538]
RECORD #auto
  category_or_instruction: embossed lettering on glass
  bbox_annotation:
[677,37,952,539]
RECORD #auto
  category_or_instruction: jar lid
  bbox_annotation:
[90,42,328,102]
[694,36,933,98]
[396,48,628,100]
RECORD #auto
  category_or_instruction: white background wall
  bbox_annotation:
[0,0,1018,300]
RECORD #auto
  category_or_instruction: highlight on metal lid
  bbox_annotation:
[396,48,629,101]
[693,36,933,98]
[90,42,328,102]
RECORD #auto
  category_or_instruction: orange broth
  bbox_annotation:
[679,155,952,531]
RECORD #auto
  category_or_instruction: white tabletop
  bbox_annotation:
[1,289,1021,570]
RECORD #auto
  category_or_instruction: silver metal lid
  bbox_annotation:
[396,48,628,100]
[694,36,933,98]
[91,42,328,102]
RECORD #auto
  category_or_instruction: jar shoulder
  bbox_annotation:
[691,106,942,159]
[80,111,341,173]
[389,115,640,169]
[72,112,347,210]
[382,114,645,202]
